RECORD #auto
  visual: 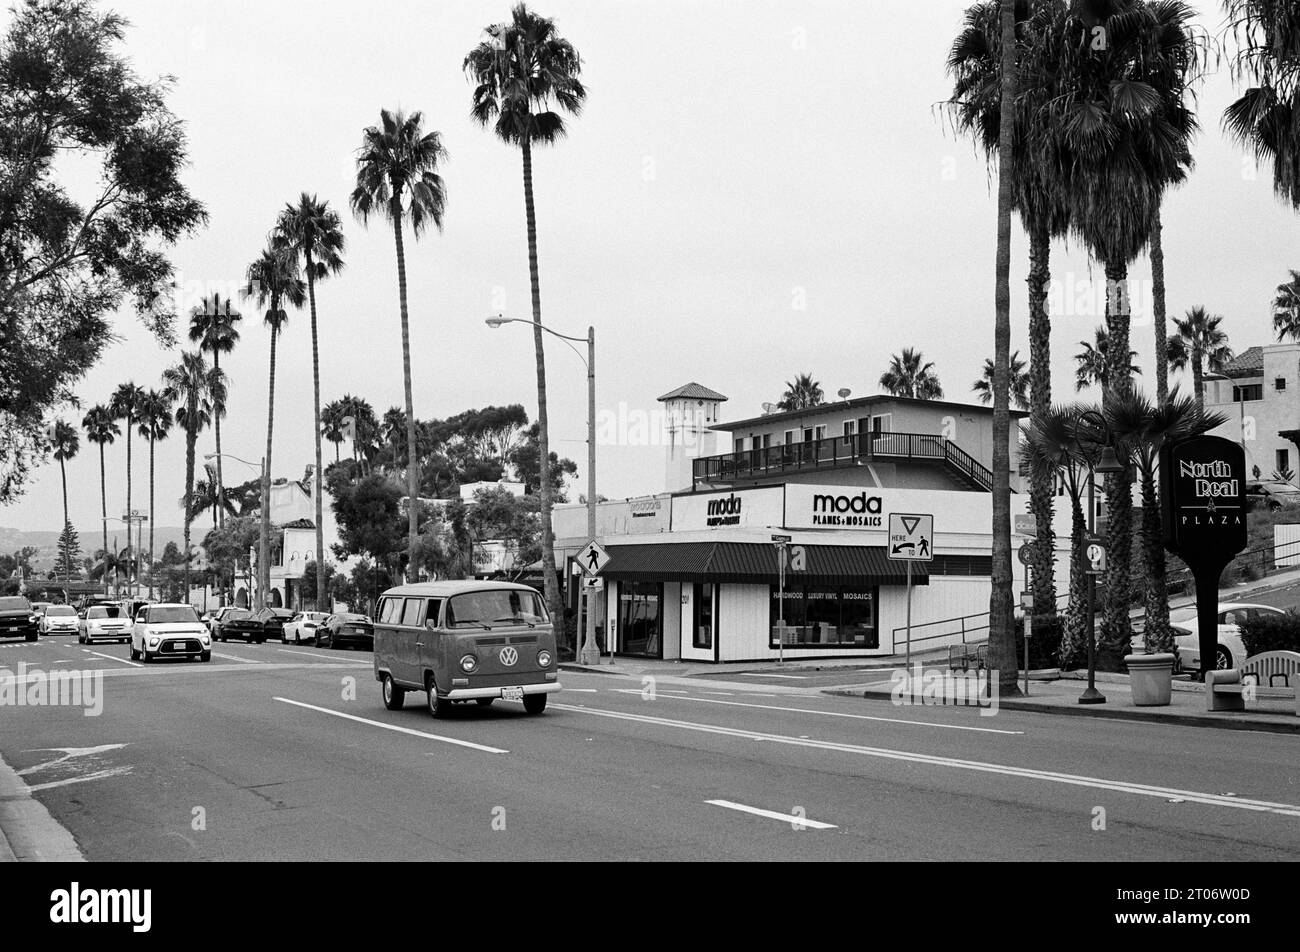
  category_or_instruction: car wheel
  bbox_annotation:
[141,649,152,664]
[25,631,36,642]
[382,674,405,711]
[523,694,548,715]
[475,698,495,708]
[200,651,211,663]
[1216,645,1233,670]
[130,644,140,660]
[427,677,452,718]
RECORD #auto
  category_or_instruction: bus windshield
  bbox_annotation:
[446,590,548,629]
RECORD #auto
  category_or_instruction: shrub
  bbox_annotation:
[1240,609,1300,657]
[1012,612,1064,670]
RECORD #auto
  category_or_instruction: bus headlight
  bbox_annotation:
[460,654,478,673]
[537,650,552,668]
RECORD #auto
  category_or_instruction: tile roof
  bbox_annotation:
[657,382,729,403]
[1219,346,1263,379]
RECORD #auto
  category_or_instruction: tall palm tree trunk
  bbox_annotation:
[125,414,133,593]
[521,138,563,636]
[1139,466,1171,652]
[214,350,224,529]
[306,261,326,611]
[389,199,420,583]
[261,322,278,610]
[1027,223,1056,617]
[1101,259,1134,664]
[98,443,108,596]
[1062,490,1089,666]
[1151,207,1168,405]
[148,433,156,601]
[1192,344,1204,413]
[183,410,196,602]
[59,457,69,581]
[988,0,1018,695]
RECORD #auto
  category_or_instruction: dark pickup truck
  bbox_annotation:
[0,596,39,641]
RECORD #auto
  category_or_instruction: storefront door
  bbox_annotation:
[618,581,662,658]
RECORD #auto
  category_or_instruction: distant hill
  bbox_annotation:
[0,525,188,571]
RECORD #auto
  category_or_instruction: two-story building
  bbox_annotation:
[553,382,1034,663]
[1204,343,1300,481]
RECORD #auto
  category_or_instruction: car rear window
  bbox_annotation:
[0,597,30,611]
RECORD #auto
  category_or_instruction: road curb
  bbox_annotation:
[0,752,85,862]
[823,688,1300,735]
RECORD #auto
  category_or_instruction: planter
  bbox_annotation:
[1125,652,1176,707]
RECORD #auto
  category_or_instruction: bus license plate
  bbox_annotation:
[501,686,525,701]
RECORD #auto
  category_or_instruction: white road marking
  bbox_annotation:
[551,704,1300,818]
[18,745,129,776]
[26,766,133,792]
[273,697,508,754]
[649,693,1022,735]
[564,688,599,693]
[706,799,837,829]
[736,672,809,679]
[277,648,369,664]
[701,691,735,696]
[212,651,261,664]
[81,648,141,667]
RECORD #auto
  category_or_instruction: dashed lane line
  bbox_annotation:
[81,648,141,668]
[273,697,509,754]
[705,799,837,830]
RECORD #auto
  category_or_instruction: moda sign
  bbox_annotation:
[810,491,884,527]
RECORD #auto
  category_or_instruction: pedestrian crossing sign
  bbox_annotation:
[887,512,934,562]
[579,539,610,576]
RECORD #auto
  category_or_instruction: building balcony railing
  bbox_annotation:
[692,432,994,491]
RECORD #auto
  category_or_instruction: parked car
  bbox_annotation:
[38,604,80,636]
[130,603,211,663]
[79,604,131,644]
[1246,481,1300,511]
[1168,602,1286,675]
[373,581,559,716]
[317,613,373,650]
[218,607,292,643]
[281,611,331,645]
[203,605,243,637]
[0,596,38,641]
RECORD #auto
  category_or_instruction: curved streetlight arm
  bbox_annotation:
[485,316,590,370]
[204,451,263,472]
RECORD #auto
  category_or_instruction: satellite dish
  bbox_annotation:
[837,388,852,400]
[761,402,776,414]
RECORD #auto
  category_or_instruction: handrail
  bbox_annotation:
[691,430,994,490]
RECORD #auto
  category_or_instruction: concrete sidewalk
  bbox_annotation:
[827,670,1300,734]
[0,751,84,862]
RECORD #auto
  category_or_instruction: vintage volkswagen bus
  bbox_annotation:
[373,581,560,716]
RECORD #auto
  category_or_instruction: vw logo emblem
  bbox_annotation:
[499,646,518,666]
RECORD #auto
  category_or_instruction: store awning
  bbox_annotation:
[602,541,926,587]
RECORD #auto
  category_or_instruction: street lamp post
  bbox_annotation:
[487,315,602,665]
[206,453,268,609]
[1075,410,1125,705]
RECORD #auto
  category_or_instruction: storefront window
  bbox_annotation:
[693,582,715,650]
[770,586,877,648]
[619,581,662,658]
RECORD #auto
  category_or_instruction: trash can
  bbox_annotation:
[1125,652,1175,706]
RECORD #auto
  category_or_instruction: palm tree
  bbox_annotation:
[1167,306,1233,411]
[777,373,824,411]
[1105,387,1226,655]
[879,347,944,399]
[162,351,225,603]
[81,404,119,593]
[50,420,79,582]
[465,3,586,626]
[321,399,347,465]
[190,467,237,530]
[351,109,447,584]
[1223,1,1300,208]
[90,546,131,598]
[110,381,145,587]
[1274,269,1300,340]
[275,193,346,612]
[188,293,242,528]
[1023,404,1096,667]
[340,393,378,472]
[947,0,1073,620]
[1074,326,1142,393]
[972,350,1030,410]
[244,245,305,608]
[1052,0,1199,661]
[136,389,172,600]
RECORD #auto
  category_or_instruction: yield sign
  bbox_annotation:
[578,539,610,576]
[900,516,921,535]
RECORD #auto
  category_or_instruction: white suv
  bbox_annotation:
[80,604,131,644]
[131,604,211,663]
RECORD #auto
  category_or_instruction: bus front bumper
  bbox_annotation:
[443,681,562,700]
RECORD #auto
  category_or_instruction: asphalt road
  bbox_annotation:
[1,632,1299,861]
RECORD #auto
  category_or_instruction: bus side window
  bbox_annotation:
[425,598,443,629]
[379,598,402,625]
[400,598,424,628]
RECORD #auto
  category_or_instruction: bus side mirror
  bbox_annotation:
[424,620,439,631]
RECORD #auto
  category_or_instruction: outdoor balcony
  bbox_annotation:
[691,431,994,491]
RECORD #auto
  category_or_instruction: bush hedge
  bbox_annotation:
[1012,612,1064,670]
[1240,609,1300,657]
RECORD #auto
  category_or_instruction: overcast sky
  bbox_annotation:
[3,0,1293,535]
